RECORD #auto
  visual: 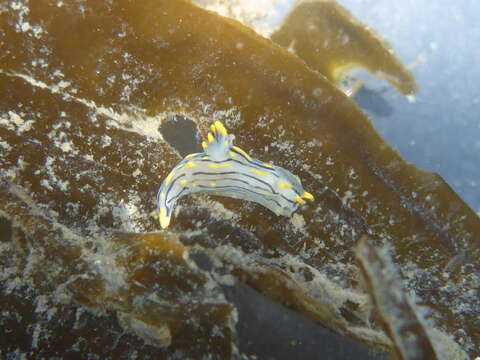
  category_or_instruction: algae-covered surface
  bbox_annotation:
[0,0,479,359]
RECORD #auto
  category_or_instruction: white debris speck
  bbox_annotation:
[57,80,71,89]
[132,168,142,177]
[215,273,236,286]
[53,69,64,78]
[32,25,44,38]
[31,323,42,348]
[341,190,354,206]
[20,21,30,32]
[83,154,94,162]
[0,111,35,134]
[111,201,142,232]
[10,1,23,10]
[40,179,54,191]
[290,213,306,231]
[0,140,12,151]
[3,168,16,180]
[60,140,74,153]
[101,135,112,147]
[312,88,323,97]
[107,75,116,86]
[348,168,357,179]
[9,111,24,126]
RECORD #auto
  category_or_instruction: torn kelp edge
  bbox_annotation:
[213,244,392,348]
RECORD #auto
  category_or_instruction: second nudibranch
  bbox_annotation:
[156,121,314,228]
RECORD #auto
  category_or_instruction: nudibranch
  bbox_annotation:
[156,121,314,228]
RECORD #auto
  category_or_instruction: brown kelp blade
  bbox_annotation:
[271,0,418,94]
[1,0,478,357]
[0,72,237,357]
[0,182,237,358]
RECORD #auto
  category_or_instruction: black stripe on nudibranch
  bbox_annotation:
[196,184,284,209]
[165,187,188,213]
[191,171,297,205]
[165,173,186,201]
[192,171,276,193]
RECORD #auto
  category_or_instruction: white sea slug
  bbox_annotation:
[156,121,314,228]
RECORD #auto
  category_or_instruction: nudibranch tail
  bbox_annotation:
[156,121,313,229]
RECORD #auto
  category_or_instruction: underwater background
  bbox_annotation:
[1,0,479,359]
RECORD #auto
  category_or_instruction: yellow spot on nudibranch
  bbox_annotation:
[207,132,214,143]
[249,168,267,176]
[278,180,292,189]
[303,192,314,201]
[160,193,165,199]
[232,146,252,161]
[202,156,209,160]
[191,183,197,188]
[201,141,208,150]
[159,207,171,229]
[229,151,237,158]
[208,163,232,169]
[210,124,216,133]
[185,153,198,159]
[180,179,188,185]
[165,173,173,185]
[263,163,273,169]
[182,161,197,169]
[210,182,217,187]
[294,195,306,204]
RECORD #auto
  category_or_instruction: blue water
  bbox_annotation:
[276,0,480,213]
[342,0,480,213]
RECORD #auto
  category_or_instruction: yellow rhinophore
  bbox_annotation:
[303,192,314,200]
[294,195,306,204]
[214,121,228,136]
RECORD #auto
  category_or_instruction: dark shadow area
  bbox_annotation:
[354,86,393,117]
[225,283,388,360]
[158,115,201,157]
[0,216,12,243]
